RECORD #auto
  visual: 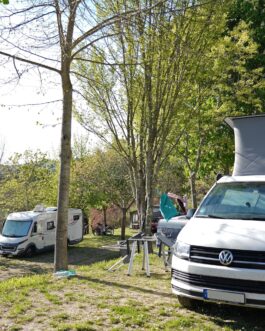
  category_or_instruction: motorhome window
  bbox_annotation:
[196,182,265,220]
[73,215,80,221]
[2,219,32,237]
[32,223,37,233]
[47,221,55,230]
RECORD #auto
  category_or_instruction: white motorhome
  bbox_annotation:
[0,205,83,257]
[172,114,265,309]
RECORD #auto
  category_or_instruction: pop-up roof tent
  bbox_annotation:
[225,114,265,176]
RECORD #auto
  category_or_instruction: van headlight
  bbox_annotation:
[173,241,190,259]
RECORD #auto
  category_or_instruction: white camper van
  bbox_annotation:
[172,114,265,309]
[0,205,83,257]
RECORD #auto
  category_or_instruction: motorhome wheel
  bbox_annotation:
[24,245,36,258]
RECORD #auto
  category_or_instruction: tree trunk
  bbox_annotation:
[134,168,146,232]
[145,150,154,235]
[189,172,197,209]
[103,207,107,233]
[121,207,127,240]
[54,63,72,272]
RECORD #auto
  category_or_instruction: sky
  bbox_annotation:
[0,2,97,163]
[0,73,89,162]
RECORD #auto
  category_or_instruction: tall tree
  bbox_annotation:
[228,0,265,71]
[0,0,159,270]
[76,0,225,232]
[174,16,264,207]
[94,147,134,240]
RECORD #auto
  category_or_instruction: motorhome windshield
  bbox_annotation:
[196,182,265,220]
[2,219,32,237]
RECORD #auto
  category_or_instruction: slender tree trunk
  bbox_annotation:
[145,150,154,235]
[53,0,78,272]
[54,62,72,272]
[189,172,197,209]
[134,168,146,232]
[103,207,107,233]
[121,207,127,240]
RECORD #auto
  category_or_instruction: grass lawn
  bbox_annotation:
[0,229,264,331]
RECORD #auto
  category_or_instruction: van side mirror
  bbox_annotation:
[216,173,223,181]
[186,208,196,219]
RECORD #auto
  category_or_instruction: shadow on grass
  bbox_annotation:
[0,232,145,278]
[76,274,174,299]
[191,300,265,331]
[0,256,50,276]
[22,246,119,265]
[0,245,120,278]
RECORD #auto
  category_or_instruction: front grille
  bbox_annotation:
[0,245,17,252]
[172,269,265,294]
[190,246,265,269]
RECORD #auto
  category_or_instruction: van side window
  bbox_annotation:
[73,215,80,221]
[32,223,37,233]
[47,221,55,230]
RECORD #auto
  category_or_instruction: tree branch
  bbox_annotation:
[0,51,61,74]
[72,0,169,49]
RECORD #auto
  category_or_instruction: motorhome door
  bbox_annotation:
[43,216,56,249]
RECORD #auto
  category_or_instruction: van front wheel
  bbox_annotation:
[24,246,36,258]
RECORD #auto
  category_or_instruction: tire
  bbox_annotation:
[177,296,198,309]
[24,245,36,258]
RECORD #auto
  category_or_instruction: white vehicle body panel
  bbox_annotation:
[177,218,265,251]
[172,176,265,309]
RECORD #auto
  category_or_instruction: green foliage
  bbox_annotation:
[0,0,9,4]
[211,21,264,115]
[228,0,265,69]
[76,0,228,221]
[225,0,265,113]
[0,150,58,215]
[70,143,133,211]
[0,144,132,222]
[199,6,265,176]
[156,155,187,196]
[172,2,265,206]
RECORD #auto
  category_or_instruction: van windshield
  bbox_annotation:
[2,219,32,237]
[196,182,265,220]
